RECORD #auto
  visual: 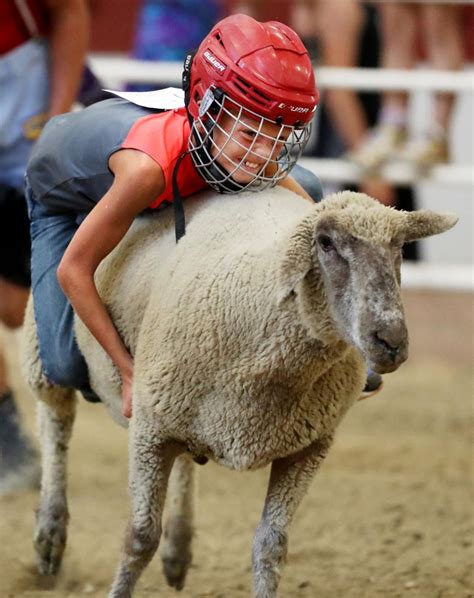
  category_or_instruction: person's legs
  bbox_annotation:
[0,291,40,495]
[0,188,38,494]
[0,279,29,329]
[422,4,464,132]
[394,5,463,171]
[317,0,368,151]
[0,349,7,398]
[27,188,92,394]
[350,3,417,173]
[0,184,31,327]
[379,2,418,122]
[0,40,50,491]
[0,377,41,494]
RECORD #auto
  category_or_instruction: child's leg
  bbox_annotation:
[291,164,324,202]
[26,187,92,394]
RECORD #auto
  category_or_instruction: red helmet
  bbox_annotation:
[187,13,319,127]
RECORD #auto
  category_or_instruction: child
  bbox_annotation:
[25,14,324,418]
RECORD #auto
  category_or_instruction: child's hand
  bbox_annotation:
[121,369,133,418]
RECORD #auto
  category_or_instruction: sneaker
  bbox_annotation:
[0,390,41,495]
[397,133,449,174]
[348,124,407,174]
[358,370,383,401]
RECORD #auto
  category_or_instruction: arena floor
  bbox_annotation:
[1,289,472,598]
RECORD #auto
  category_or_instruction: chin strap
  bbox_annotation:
[182,50,197,128]
[172,152,188,243]
[175,51,198,243]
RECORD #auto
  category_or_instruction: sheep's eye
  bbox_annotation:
[318,234,334,252]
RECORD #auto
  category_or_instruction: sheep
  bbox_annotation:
[21,188,457,597]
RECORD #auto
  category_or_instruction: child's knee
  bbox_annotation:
[42,349,89,391]
[292,165,324,203]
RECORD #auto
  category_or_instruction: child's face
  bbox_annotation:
[209,109,290,184]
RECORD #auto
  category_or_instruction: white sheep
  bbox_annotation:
[21,188,457,597]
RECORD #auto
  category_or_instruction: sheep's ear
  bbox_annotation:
[277,216,314,304]
[403,210,458,242]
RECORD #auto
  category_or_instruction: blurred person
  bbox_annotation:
[133,0,222,63]
[0,0,89,494]
[308,0,394,393]
[352,2,465,175]
[128,0,222,91]
[25,14,329,422]
[317,0,396,206]
[314,1,420,262]
[232,0,393,209]
[223,0,293,24]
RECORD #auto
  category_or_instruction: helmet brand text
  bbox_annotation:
[204,50,226,73]
[278,103,309,113]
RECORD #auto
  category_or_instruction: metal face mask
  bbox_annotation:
[188,88,313,194]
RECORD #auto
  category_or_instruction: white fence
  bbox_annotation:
[89,55,474,91]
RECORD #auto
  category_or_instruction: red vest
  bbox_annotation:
[122,107,208,208]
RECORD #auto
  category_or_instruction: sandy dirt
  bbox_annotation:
[0,289,473,598]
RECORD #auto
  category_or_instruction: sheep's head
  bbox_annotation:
[279,192,458,374]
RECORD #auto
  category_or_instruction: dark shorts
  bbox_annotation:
[0,184,31,288]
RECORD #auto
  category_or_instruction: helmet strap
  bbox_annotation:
[172,152,188,242]
[182,50,197,127]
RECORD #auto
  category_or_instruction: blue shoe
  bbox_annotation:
[0,390,41,495]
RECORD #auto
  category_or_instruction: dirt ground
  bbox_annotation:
[0,290,473,598]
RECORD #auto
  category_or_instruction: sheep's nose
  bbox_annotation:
[373,323,408,362]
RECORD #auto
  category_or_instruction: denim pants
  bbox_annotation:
[25,166,323,397]
[292,163,323,203]
[25,184,97,399]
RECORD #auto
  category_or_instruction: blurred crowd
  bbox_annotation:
[124,0,468,204]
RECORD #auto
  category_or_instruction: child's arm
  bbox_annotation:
[57,149,165,417]
[277,174,314,203]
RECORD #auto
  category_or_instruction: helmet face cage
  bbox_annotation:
[188,88,313,194]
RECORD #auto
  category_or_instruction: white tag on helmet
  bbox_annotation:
[199,88,215,117]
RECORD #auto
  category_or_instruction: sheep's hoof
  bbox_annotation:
[161,554,189,591]
[161,516,192,591]
[34,508,68,575]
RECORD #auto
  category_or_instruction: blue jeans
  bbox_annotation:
[26,184,96,398]
[291,164,323,203]
[25,166,323,397]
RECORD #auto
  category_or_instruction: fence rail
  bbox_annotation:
[89,55,474,92]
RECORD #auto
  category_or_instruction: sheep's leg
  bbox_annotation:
[34,386,76,575]
[109,422,182,598]
[252,437,333,598]
[161,453,195,590]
